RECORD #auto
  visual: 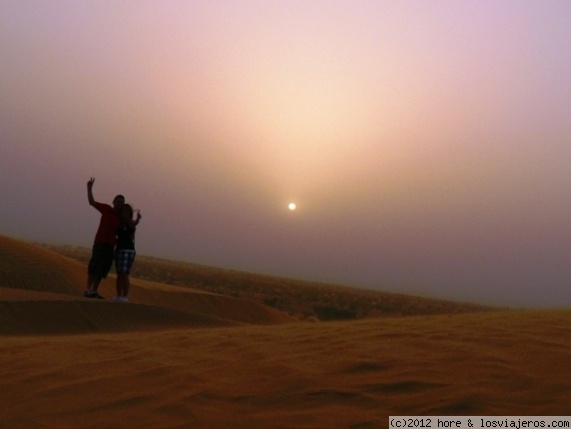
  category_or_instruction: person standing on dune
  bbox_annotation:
[84,177,124,299]
[113,203,141,303]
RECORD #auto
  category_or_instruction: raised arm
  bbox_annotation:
[87,177,96,207]
[130,210,142,227]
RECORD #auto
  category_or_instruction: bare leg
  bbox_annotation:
[86,275,94,291]
[123,275,130,298]
[86,275,101,292]
[115,275,121,298]
[92,277,101,292]
[117,274,128,297]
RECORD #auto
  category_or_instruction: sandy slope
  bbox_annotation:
[0,235,292,334]
[2,235,571,428]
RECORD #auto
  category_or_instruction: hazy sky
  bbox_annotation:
[2,1,571,307]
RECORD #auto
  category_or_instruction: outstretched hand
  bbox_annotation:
[87,177,95,188]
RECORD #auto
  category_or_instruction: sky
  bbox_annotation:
[2,1,571,308]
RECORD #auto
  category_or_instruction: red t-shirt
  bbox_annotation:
[93,202,121,246]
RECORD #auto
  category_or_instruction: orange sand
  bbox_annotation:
[1,235,571,429]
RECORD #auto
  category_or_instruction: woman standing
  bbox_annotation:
[114,204,141,302]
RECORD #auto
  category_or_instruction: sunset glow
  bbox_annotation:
[2,1,571,307]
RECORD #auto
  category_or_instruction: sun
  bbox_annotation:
[288,202,296,211]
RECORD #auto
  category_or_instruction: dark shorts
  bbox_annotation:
[87,243,114,279]
[115,250,136,275]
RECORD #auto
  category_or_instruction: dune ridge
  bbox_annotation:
[43,242,491,320]
[2,234,571,428]
[0,235,292,334]
[0,235,85,295]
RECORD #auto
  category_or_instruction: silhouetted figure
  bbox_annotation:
[84,177,124,299]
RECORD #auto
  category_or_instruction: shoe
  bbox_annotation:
[119,296,129,303]
[85,292,104,299]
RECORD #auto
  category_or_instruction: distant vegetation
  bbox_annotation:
[41,244,491,321]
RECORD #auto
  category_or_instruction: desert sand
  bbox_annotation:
[1,234,571,429]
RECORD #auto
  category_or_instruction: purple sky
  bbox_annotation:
[2,1,571,307]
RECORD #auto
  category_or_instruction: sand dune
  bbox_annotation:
[2,311,571,428]
[131,278,294,326]
[0,235,85,295]
[0,287,240,335]
[2,235,571,428]
[0,235,292,333]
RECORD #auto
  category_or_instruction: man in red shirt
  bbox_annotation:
[84,177,125,299]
